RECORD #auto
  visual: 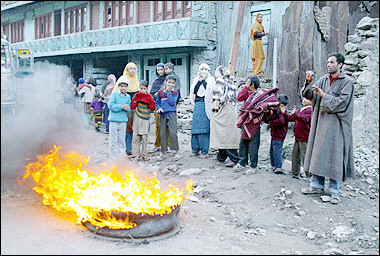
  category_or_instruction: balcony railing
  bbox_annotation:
[12,18,209,57]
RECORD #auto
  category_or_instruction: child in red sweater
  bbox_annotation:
[130,81,155,161]
[267,94,289,174]
[282,97,312,179]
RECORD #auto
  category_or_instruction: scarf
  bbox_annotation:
[113,62,140,93]
[212,65,237,106]
[251,13,265,39]
[150,63,166,95]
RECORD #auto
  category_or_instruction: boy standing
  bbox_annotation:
[130,81,155,161]
[267,94,290,174]
[234,76,261,170]
[108,78,131,159]
[164,62,181,104]
[156,75,183,161]
[283,97,312,179]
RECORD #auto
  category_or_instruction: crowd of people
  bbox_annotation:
[63,50,354,206]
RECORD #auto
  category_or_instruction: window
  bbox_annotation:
[154,1,190,21]
[1,23,10,40]
[11,20,25,43]
[54,10,61,36]
[184,1,192,17]
[34,14,51,40]
[104,1,134,27]
[170,58,182,66]
[65,4,87,34]
[148,58,160,66]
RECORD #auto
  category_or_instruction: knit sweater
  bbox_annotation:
[130,92,155,120]
[108,91,131,122]
[156,89,179,117]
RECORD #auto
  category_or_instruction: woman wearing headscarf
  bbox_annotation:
[210,65,241,167]
[113,62,140,155]
[190,63,215,158]
[150,63,168,150]
[250,13,268,77]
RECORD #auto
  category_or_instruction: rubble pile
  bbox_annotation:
[343,16,379,151]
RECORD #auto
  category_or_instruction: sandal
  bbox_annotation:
[173,154,183,161]
[330,195,341,204]
[199,154,209,159]
[190,152,200,157]
[301,187,324,194]
[156,153,166,161]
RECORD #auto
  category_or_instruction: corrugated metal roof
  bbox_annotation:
[1,1,35,12]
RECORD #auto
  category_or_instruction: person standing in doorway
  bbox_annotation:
[250,13,268,77]
[300,53,355,205]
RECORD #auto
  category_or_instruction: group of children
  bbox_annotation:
[105,61,183,162]
[234,76,312,179]
[81,60,312,179]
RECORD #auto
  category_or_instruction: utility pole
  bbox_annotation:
[228,1,246,76]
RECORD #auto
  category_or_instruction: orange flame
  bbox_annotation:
[19,145,193,229]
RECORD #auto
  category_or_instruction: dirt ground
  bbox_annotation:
[1,103,379,255]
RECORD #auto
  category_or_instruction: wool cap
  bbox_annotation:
[78,78,85,84]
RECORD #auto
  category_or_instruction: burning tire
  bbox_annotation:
[81,205,180,238]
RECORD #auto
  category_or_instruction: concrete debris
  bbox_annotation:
[332,225,355,238]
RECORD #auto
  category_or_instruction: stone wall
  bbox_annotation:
[277,1,350,107]
[191,1,218,80]
[343,17,379,150]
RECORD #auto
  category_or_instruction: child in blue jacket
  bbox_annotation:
[108,78,131,158]
[156,75,183,161]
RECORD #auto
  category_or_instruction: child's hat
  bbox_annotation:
[78,78,85,84]
[118,77,129,85]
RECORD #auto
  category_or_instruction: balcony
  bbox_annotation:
[12,18,209,57]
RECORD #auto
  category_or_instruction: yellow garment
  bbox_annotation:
[250,13,266,75]
[113,62,140,93]
[253,58,264,76]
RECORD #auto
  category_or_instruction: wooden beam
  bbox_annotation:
[228,1,246,76]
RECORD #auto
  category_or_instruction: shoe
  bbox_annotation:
[190,152,200,157]
[127,152,133,156]
[292,174,301,179]
[104,131,109,134]
[330,194,341,204]
[199,154,209,159]
[267,166,276,172]
[233,163,245,171]
[274,168,284,174]
[157,153,166,161]
[244,167,257,175]
[301,187,324,194]
[173,154,183,161]
[225,161,237,167]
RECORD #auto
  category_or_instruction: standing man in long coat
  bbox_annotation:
[300,52,355,205]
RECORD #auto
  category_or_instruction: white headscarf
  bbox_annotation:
[190,63,216,120]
